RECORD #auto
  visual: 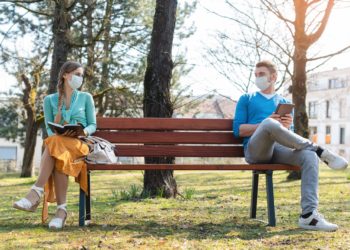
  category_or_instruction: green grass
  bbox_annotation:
[0,165,349,249]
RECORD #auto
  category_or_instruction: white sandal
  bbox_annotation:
[49,204,67,229]
[13,185,44,212]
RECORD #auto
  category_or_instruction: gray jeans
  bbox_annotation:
[245,118,319,214]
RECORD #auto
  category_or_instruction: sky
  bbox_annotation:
[1,0,350,101]
[180,0,350,100]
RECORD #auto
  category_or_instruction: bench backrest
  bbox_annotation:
[93,117,244,158]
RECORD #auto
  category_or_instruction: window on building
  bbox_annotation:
[325,126,331,144]
[329,78,346,89]
[308,101,317,119]
[340,127,345,144]
[309,126,318,143]
[326,100,330,118]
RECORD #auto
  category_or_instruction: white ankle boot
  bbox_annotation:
[49,204,67,229]
[13,185,44,212]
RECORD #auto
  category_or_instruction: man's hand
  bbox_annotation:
[280,114,293,129]
[269,113,281,122]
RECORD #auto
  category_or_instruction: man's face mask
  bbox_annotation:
[255,75,271,91]
[68,74,83,90]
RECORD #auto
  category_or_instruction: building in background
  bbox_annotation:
[284,67,350,160]
[173,95,236,119]
[0,137,42,173]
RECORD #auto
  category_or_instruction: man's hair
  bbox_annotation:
[256,60,277,74]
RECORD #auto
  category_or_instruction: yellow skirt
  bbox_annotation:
[42,135,89,223]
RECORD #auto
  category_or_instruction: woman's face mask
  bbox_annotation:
[68,74,83,90]
[255,75,271,91]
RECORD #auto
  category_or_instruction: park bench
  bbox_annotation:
[79,117,300,227]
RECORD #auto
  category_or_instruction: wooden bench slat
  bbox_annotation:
[94,131,243,144]
[87,164,300,171]
[96,117,233,131]
[116,145,244,157]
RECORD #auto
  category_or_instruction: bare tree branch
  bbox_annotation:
[307,0,322,7]
[307,45,350,61]
[12,3,52,17]
[260,0,295,37]
[204,4,293,60]
[307,0,334,45]
[306,55,333,73]
[0,0,44,3]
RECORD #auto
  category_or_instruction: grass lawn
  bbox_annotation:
[0,165,349,249]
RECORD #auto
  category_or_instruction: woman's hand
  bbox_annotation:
[62,129,78,137]
[78,130,88,139]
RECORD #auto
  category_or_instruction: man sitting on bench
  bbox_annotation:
[233,60,348,232]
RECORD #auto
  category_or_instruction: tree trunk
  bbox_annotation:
[20,74,39,177]
[97,0,113,117]
[84,0,97,92]
[288,1,309,180]
[142,0,178,198]
[21,120,39,177]
[292,50,309,139]
[48,0,72,94]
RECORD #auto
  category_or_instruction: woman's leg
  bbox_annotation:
[35,147,55,187]
[23,147,55,203]
[53,170,68,219]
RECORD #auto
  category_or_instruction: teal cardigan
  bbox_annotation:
[43,90,97,136]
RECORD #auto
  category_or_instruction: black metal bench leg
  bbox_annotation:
[265,170,276,226]
[86,171,91,222]
[79,188,86,227]
[250,170,259,219]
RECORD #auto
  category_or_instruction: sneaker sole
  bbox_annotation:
[299,224,338,232]
[330,165,348,170]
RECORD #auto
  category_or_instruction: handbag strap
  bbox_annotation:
[86,136,114,146]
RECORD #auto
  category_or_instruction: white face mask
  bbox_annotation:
[255,76,271,91]
[68,75,83,90]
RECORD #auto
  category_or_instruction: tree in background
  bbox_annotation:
[0,0,89,176]
[143,0,178,198]
[0,0,196,176]
[206,0,350,179]
[205,22,292,94]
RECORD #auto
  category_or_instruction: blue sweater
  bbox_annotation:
[43,90,97,136]
[233,92,293,148]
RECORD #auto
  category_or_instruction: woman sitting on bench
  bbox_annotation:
[13,61,96,229]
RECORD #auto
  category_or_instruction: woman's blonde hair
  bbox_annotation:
[54,61,83,123]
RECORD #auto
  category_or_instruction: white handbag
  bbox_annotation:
[81,136,118,164]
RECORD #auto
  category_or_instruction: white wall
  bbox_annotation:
[0,136,43,173]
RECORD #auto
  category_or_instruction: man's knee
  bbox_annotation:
[300,150,319,168]
[260,117,280,130]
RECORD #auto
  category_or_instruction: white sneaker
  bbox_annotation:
[298,210,338,232]
[320,148,348,170]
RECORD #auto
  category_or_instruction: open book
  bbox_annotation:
[48,122,85,136]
